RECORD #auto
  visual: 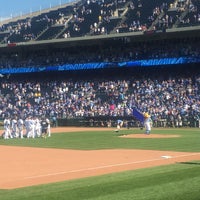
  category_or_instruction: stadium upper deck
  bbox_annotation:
[0,0,199,44]
[0,1,199,126]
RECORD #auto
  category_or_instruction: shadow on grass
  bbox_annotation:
[178,161,200,165]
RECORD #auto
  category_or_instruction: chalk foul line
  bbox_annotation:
[24,152,200,180]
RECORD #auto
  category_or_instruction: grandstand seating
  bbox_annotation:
[0,0,199,43]
[0,31,10,44]
[0,63,199,127]
[0,1,199,127]
[0,34,199,70]
[177,0,200,27]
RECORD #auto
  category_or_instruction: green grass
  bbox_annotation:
[0,127,200,200]
[0,163,199,200]
[0,128,200,152]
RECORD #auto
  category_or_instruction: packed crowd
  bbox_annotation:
[0,38,199,69]
[0,2,199,132]
[0,65,199,129]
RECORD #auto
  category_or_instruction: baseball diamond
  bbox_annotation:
[0,0,200,199]
[0,127,199,189]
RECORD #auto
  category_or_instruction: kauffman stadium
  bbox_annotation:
[0,0,200,127]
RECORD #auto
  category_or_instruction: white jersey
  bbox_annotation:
[18,118,24,138]
[46,118,51,137]
[17,119,24,130]
[11,119,19,138]
[4,118,11,129]
[34,118,41,137]
[3,118,12,139]
[25,118,34,138]
[11,119,18,130]
[144,117,152,134]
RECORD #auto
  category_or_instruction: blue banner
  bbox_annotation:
[121,57,200,67]
[0,57,199,75]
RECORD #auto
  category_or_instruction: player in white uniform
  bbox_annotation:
[11,116,18,138]
[46,117,51,137]
[34,117,41,137]
[17,118,24,139]
[25,116,34,138]
[3,116,12,139]
[143,113,152,134]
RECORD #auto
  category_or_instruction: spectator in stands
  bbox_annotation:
[1,0,199,44]
[0,67,199,129]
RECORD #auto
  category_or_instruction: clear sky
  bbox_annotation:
[0,0,73,21]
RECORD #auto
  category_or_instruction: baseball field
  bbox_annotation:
[0,127,200,200]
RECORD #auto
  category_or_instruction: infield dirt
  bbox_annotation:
[0,127,199,189]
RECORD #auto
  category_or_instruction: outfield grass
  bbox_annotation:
[0,162,199,200]
[0,127,200,200]
[0,128,200,152]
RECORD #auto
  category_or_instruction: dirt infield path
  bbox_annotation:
[0,127,199,189]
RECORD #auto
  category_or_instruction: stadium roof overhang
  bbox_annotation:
[0,26,199,53]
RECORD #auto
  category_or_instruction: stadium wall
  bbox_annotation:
[57,117,199,128]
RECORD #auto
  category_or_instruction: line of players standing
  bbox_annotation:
[3,115,51,139]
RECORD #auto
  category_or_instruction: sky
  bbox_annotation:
[0,0,74,21]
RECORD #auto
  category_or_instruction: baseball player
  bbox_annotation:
[3,116,12,139]
[17,117,24,139]
[115,119,123,132]
[34,116,41,137]
[41,117,49,138]
[11,116,19,138]
[25,116,34,138]
[143,113,152,134]
[46,117,51,137]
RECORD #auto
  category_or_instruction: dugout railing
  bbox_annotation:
[0,117,199,129]
[56,116,200,128]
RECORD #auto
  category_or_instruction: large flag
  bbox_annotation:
[132,107,144,123]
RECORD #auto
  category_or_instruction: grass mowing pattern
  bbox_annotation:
[0,128,200,152]
[0,128,199,200]
[0,163,199,200]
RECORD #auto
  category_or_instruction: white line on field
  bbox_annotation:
[24,152,200,180]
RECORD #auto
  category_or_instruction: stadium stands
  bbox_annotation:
[0,0,199,128]
[0,63,199,127]
[0,0,199,43]
[0,35,199,69]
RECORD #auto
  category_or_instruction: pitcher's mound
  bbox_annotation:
[119,134,180,138]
